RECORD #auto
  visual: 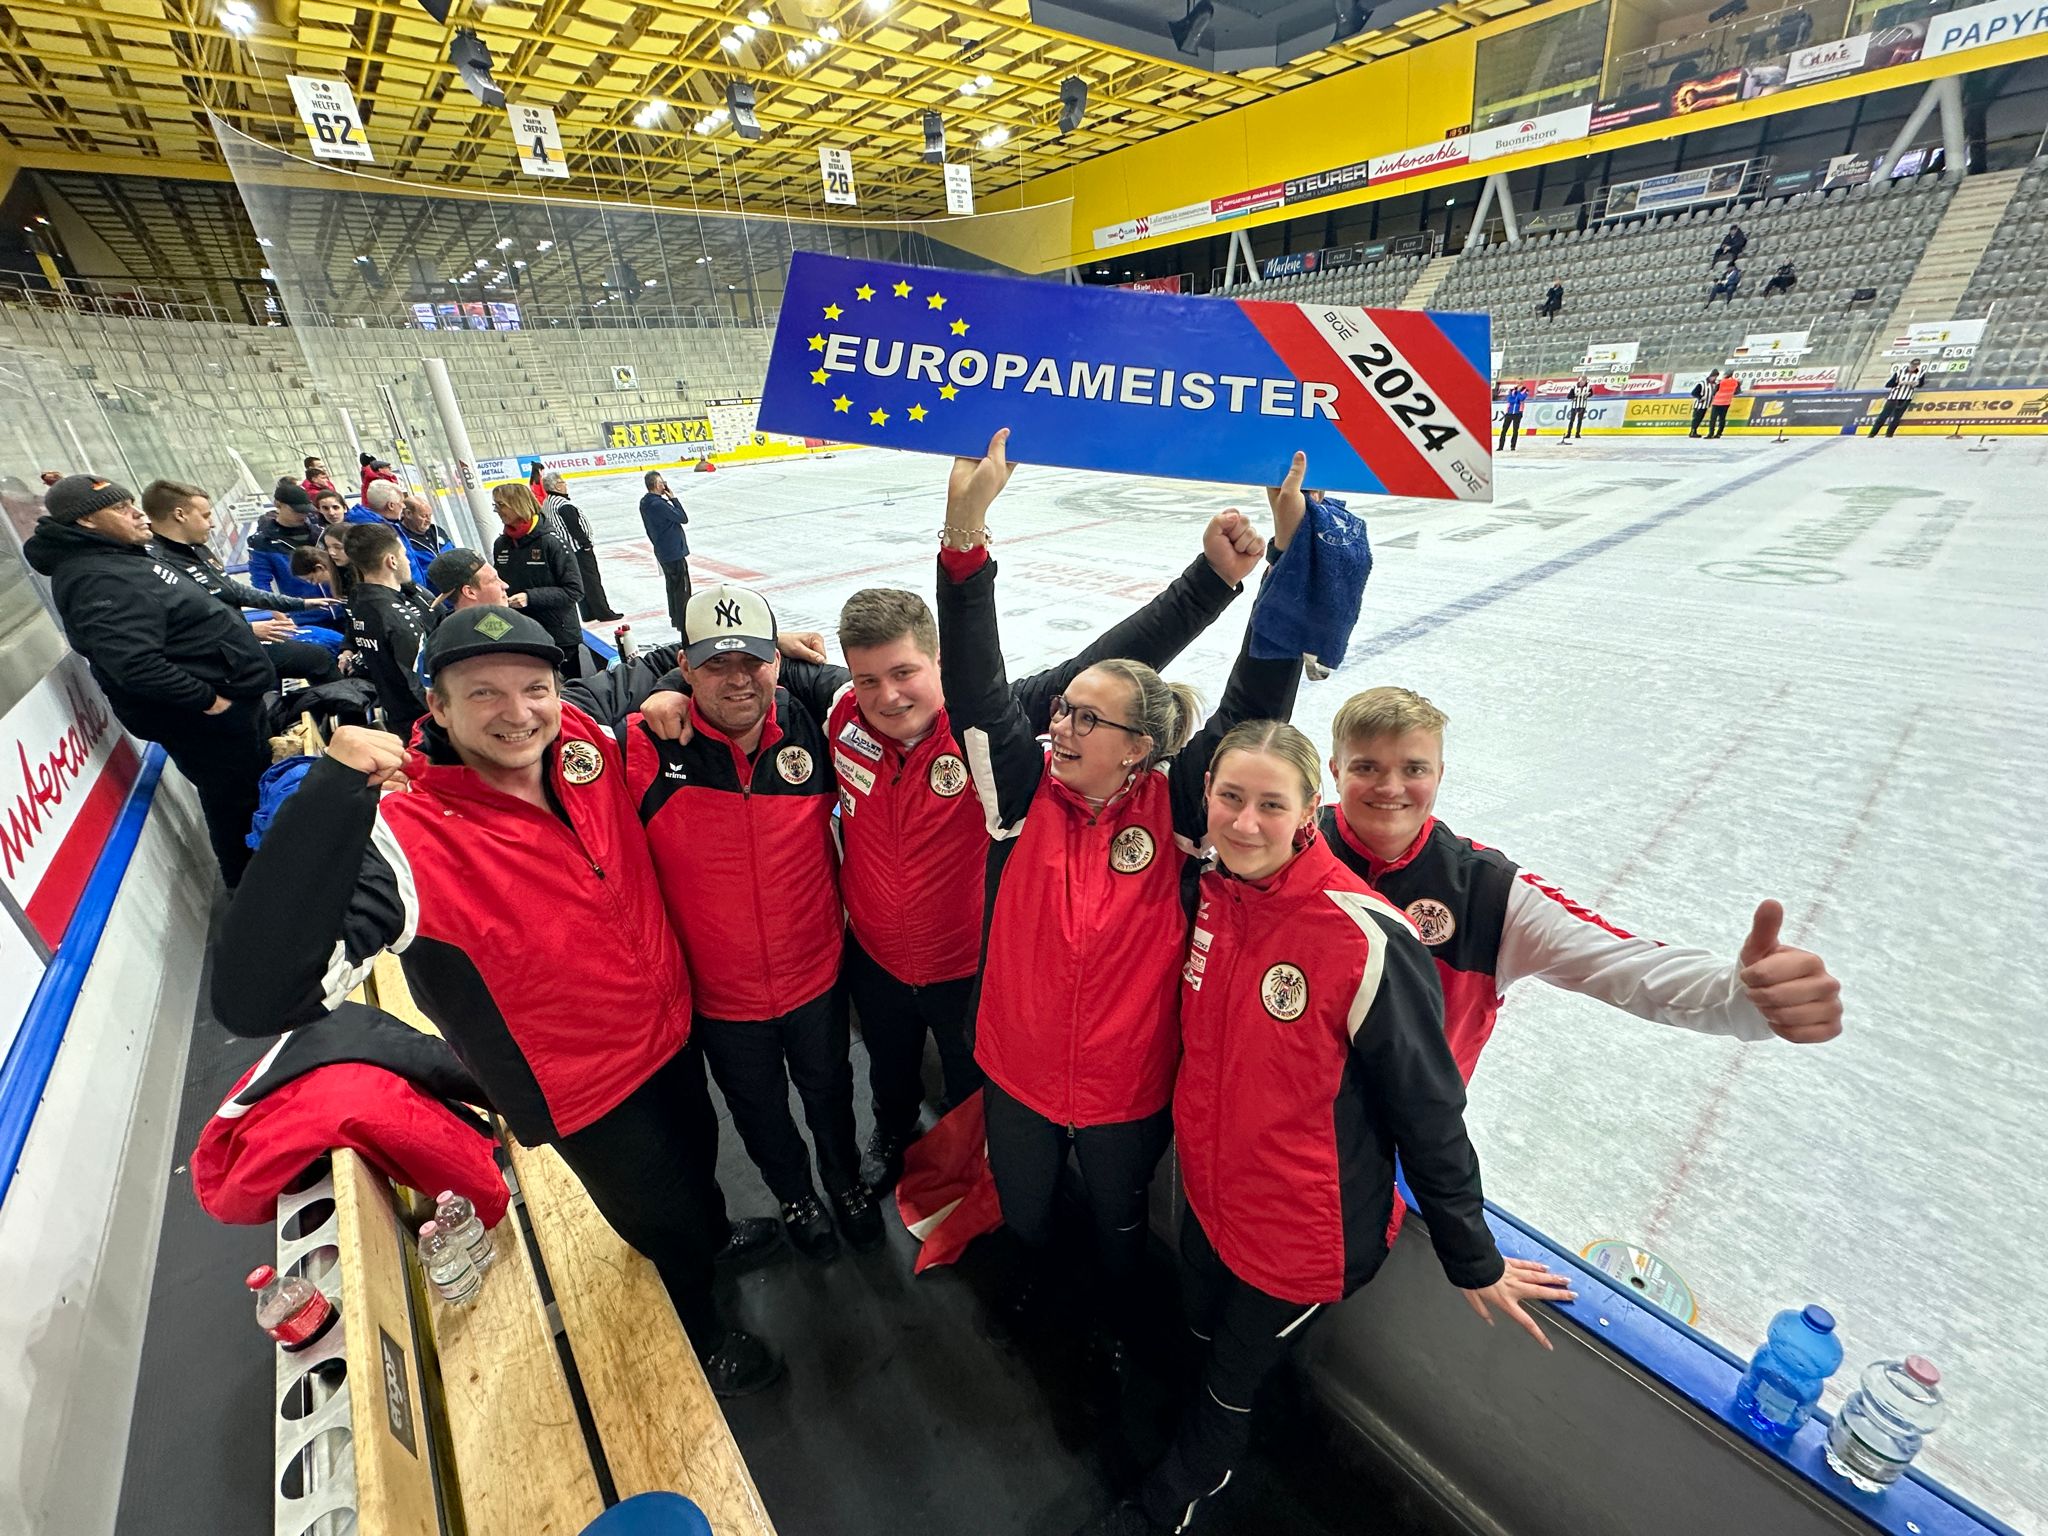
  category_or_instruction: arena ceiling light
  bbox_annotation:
[819,24,841,40]
[747,7,772,22]
[494,236,513,250]
[535,240,555,251]
[786,46,806,65]
[721,34,743,52]
[980,125,1009,147]
[219,1,257,36]
[634,99,669,127]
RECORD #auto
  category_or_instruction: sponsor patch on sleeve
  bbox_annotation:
[834,752,877,795]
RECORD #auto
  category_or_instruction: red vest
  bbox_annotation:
[975,762,1188,1126]
[828,690,986,985]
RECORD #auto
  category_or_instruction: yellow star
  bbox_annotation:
[949,318,969,336]
[807,334,826,351]
[892,280,912,298]
[926,293,947,310]
[832,394,852,413]
[823,303,843,319]
[855,284,875,301]
[907,403,928,422]
[869,407,889,425]
[810,368,828,385]
[938,384,959,401]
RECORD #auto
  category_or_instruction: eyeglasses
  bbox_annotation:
[1050,694,1143,738]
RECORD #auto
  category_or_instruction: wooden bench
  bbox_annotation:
[270,957,775,1536]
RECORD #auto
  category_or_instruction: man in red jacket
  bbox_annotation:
[214,605,784,1398]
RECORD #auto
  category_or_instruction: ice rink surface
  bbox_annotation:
[558,432,2044,1532]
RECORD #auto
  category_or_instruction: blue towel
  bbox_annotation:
[1248,493,1373,674]
[247,756,318,850]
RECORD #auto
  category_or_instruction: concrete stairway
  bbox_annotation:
[1402,252,1460,309]
[1854,168,2023,386]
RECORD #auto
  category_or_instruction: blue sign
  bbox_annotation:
[757,252,1495,501]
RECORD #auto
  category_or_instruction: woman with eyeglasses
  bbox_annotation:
[935,428,1306,1378]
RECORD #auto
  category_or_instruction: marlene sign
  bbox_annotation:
[759,252,1494,501]
[0,653,139,945]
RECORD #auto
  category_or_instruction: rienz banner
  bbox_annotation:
[758,253,1494,501]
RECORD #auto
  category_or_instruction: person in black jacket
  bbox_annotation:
[539,471,622,622]
[24,475,276,884]
[341,522,438,740]
[489,481,589,675]
[143,479,341,684]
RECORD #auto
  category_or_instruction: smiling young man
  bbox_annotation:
[1318,686,1845,1084]
[213,605,784,1398]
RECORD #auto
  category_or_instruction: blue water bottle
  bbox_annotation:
[1734,1304,1843,1442]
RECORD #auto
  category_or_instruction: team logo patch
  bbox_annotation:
[1405,898,1456,946]
[838,718,885,761]
[474,611,512,640]
[1109,825,1155,874]
[1261,963,1309,1021]
[928,753,969,798]
[776,745,814,785]
[558,739,604,785]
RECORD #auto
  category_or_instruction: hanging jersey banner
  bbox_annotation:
[287,75,375,163]
[943,163,974,216]
[820,147,858,207]
[757,252,1493,500]
[507,102,569,179]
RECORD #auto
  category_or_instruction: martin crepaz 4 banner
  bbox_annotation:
[758,252,1493,502]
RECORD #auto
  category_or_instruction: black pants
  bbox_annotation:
[697,986,860,1206]
[1708,404,1731,438]
[126,697,271,886]
[1141,1212,1327,1531]
[1871,399,1910,437]
[983,1079,1171,1335]
[556,505,619,621]
[263,636,340,687]
[845,932,982,1139]
[660,558,693,634]
[1495,411,1522,451]
[1688,402,1709,436]
[553,1044,731,1356]
[1563,407,1586,440]
[1541,305,1559,322]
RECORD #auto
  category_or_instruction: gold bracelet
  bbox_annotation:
[938,524,990,551]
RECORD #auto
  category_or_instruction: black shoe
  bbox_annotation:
[860,1125,913,1193]
[700,1328,783,1398]
[831,1182,885,1253]
[1073,1500,1168,1536]
[984,1268,1043,1347]
[590,610,626,622]
[714,1216,783,1267]
[782,1194,840,1262]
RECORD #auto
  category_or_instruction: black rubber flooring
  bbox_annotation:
[116,957,1415,1536]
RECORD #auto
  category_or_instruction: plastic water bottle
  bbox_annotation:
[1734,1304,1842,1442]
[418,1220,481,1305]
[615,623,636,662]
[434,1189,494,1274]
[246,1264,337,1351]
[1826,1356,1947,1490]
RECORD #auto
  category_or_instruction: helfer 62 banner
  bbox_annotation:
[758,252,1493,501]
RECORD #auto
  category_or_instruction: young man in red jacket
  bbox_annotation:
[213,605,783,1398]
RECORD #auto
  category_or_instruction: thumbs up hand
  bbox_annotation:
[1736,899,1844,1044]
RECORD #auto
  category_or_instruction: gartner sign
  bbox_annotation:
[758,252,1495,500]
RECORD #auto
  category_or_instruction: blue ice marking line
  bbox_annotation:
[1349,441,1834,662]
[0,745,169,1211]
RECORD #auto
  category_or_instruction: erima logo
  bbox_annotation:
[715,598,743,627]
[474,612,512,640]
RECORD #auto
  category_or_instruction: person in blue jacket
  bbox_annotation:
[397,494,454,591]
[638,469,692,634]
[249,482,348,652]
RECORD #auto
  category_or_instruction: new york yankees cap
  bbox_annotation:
[684,584,779,667]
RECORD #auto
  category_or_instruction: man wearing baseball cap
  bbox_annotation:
[619,583,879,1260]
[215,603,786,1397]
[25,474,276,885]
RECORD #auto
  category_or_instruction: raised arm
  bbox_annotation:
[211,729,415,1036]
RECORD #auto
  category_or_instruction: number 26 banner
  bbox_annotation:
[759,252,1493,501]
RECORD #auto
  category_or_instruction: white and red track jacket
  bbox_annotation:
[832,552,1244,988]
[213,705,693,1145]
[937,548,1300,1127]
[1175,837,1505,1305]
[624,665,846,1023]
[1318,810,1775,1083]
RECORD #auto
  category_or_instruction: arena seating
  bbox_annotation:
[1215,252,1428,306]
[1950,157,2048,387]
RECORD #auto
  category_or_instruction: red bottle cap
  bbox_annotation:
[1905,1356,1941,1387]
[246,1265,277,1290]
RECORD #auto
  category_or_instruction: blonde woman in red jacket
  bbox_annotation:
[1077,720,1572,1536]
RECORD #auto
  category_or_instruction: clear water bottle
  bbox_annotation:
[615,623,636,662]
[1826,1356,1947,1491]
[246,1264,337,1351]
[434,1189,494,1274]
[1734,1304,1842,1442]
[418,1220,481,1305]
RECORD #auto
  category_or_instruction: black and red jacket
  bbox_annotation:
[937,548,1299,1127]
[1319,810,1773,1085]
[213,704,693,1144]
[1175,838,1504,1304]
[1179,843,1499,1310]
[832,553,1245,988]
[623,662,846,1022]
